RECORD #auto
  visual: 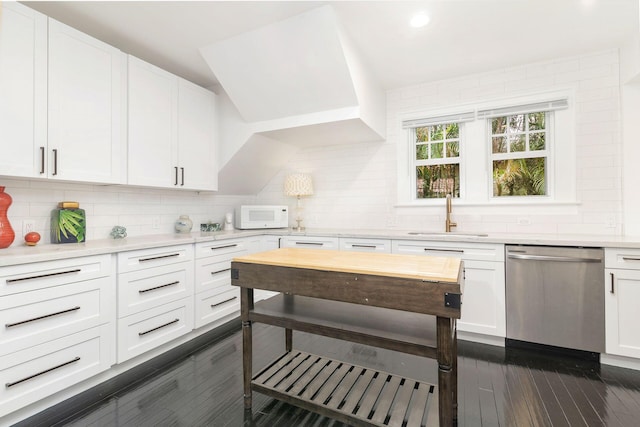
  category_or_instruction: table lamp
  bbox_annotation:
[284,173,314,231]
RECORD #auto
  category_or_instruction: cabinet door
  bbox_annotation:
[127,55,178,188]
[48,19,124,184]
[606,269,640,358]
[457,260,506,337]
[178,79,217,191]
[0,2,47,178]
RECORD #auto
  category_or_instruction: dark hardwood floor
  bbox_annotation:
[16,322,640,427]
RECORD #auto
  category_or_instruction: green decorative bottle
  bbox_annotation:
[51,201,86,244]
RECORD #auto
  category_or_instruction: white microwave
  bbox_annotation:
[235,205,289,229]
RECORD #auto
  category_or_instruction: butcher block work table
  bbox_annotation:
[231,248,464,426]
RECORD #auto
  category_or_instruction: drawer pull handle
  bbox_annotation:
[210,244,238,251]
[211,296,237,308]
[138,253,180,263]
[6,356,81,388]
[39,146,45,174]
[6,306,81,328]
[423,248,464,253]
[352,244,377,249]
[211,268,231,275]
[610,272,615,294]
[295,242,323,246]
[622,257,640,262]
[138,318,180,336]
[6,269,82,284]
[139,281,179,294]
[52,148,58,176]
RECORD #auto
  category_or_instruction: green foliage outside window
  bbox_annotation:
[491,112,547,197]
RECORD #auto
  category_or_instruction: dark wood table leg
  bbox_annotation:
[241,287,254,409]
[453,321,458,424]
[285,328,293,352]
[437,316,454,426]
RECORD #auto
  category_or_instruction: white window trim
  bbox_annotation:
[396,89,576,208]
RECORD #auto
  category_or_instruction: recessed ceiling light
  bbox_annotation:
[410,12,430,28]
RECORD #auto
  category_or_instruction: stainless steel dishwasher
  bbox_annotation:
[506,245,605,356]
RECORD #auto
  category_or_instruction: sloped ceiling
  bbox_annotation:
[202,5,386,194]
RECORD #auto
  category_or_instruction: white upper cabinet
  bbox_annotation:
[1,6,123,184]
[178,79,217,191]
[128,55,217,191]
[0,2,47,178]
[127,56,177,188]
[48,19,125,184]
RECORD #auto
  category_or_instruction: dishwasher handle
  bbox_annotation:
[507,253,602,263]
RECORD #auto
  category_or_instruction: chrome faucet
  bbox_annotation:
[445,194,457,232]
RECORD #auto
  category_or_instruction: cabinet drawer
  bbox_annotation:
[339,238,391,253]
[0,276,113,356]
[605,248,640,270]
[117,245,193,273]
[0,255,112,296]
[195,239,247,260]
[280,236,339,250]
[194,287,240,329]
[392,240,504,262]
[118,262,193,317]
[195,259,232,293]
[0,324,114,416]
[117,298,194,363]
[118,263,193,318]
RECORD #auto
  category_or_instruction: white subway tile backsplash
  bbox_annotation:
[257,49,623,238]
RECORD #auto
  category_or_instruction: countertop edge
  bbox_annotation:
[2,227,640,267]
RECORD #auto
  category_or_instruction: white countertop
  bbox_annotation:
[2,227,640,267]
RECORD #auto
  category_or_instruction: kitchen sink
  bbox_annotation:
[407,232,489,238]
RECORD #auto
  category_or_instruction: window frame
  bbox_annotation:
[411,122,463,201]
[396,90,574,208]
[487,111,554,199]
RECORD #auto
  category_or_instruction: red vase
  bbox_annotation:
[0,186,15,249]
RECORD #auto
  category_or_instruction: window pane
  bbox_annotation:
[493,157,546,197]
[510,135,525,152]
[508,115,525,133]
[528,112,545,131]
[492,117,507,134]
[416,164,460,199]
[446,123,459,139]
[430,125,444,140]
[431,142,444,159]
[447,141,459,157]
[416,127,428,142]
[492,136,506,153]
[416,144,428,160]
[529,132,545,151]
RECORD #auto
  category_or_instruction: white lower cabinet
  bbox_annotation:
[0,254,115,419]
[116,245,194,363]
[0,324,114,416]
[605,248,640,359]
[194,239,247,329]
[392,240,505,338]
[117,298,193,363]
[280,235,339,250]
[339,237,391,253]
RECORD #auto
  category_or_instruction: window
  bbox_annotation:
[489,111,548,197]
[413,122,461,199]
[398,95,572,206]
[403,111,474,201]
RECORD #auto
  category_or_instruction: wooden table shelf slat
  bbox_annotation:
[252,350,439,427]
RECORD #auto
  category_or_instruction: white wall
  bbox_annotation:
[1,49,624,245]
[1,178,255,247]
[258,50,624,236]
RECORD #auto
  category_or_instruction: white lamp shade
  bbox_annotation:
[284,173,314,196]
